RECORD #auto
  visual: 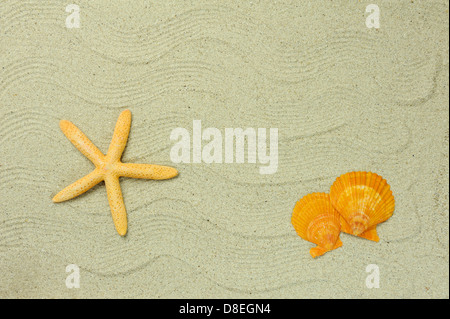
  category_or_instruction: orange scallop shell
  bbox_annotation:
[330,171,395,242]
[292,193,343,258]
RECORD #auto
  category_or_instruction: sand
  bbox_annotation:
[0,0,448,298]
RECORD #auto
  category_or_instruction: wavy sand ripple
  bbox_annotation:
[0,0,448,298]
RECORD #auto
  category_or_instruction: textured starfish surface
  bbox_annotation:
[53,109,178,236]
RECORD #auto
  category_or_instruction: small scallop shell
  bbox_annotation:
[292,193,343,258]
[330,171,395,242]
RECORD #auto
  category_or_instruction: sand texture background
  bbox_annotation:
[0,0,448,298]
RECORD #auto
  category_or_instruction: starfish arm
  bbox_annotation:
[53,169,104,203]
[59,120,105,166]
[116,163,178,180]
[106,109,131,163]
[104,174,127,236]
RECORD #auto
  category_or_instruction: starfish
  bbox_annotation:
[53,109,178,236]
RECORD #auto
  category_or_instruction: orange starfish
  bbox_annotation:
[53,109,178,236]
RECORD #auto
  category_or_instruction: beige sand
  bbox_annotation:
[0,0,448,298]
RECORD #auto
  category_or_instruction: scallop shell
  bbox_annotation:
[292,193,343,258]
[330,171,395,242]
